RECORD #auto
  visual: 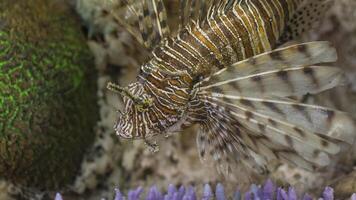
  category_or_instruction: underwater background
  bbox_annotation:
[0,0,356,199]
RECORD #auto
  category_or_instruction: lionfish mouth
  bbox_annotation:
[113,111,134,139]
[114,122,133,139]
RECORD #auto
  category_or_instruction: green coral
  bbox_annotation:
[0,0,98,189]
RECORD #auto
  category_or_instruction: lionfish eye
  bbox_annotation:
[107,82,153,112]
[135,96,153,112]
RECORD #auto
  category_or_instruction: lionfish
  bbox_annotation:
[107,0,356,173]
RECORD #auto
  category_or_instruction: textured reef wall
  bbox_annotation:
[0,0,98,190]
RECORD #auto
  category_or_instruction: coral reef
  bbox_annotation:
[0,0,98,190]
[56,181,356,200]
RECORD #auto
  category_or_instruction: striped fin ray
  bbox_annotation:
[205,95,355,144]
[238,130,319,171]
[111,0,170,50]
[194,41,355,171]
[179,0,201,28]
[109,0,144,44]
[197,42,343,98]
[197,41,337,89]
[196,105,270,174]
[178,0,216,29]
[279,0,334,44]
[202,96,340,167]
[197,100,331,173]
[200,65,345,98]
[152,0,170,37]
[141,0,170,49]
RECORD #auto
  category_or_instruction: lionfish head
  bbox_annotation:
[110,82,156,139]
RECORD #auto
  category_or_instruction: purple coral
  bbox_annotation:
[55,180,356,200]
[146,186,163,200]
[55,193,63,200]
[215,183,226,200]
[351,193,356,200]
[201,184,213,200]
[129,187,144,200]
[262,179,274,200]
[321,187,334,200]
[114,188,124,200]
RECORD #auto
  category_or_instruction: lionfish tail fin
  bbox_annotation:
[195,41,356,172]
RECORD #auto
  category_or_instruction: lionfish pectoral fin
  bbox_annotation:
[112,0,170,51]
[278,0,334,44]
[198,93,355,171]
[196,105,268,175]
[195,41,356,171]
[197,42,342,98]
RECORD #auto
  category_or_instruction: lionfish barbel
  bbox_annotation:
[107,0,356,173]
